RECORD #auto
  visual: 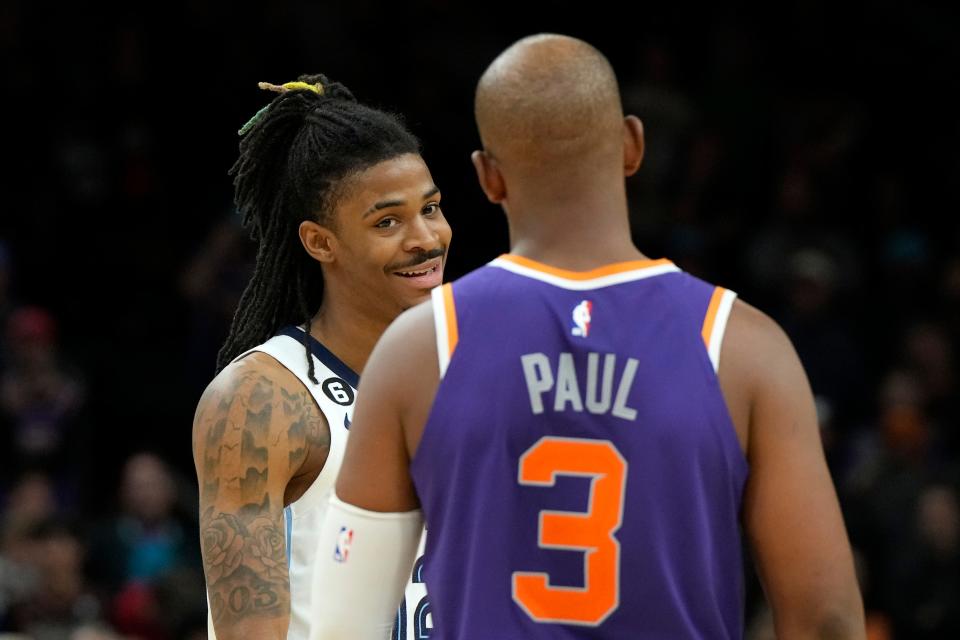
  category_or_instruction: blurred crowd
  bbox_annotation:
[0,252,206,636]
[1,1,958,638]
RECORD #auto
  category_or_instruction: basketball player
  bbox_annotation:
[191,75,450,639]
[310,36,866,639]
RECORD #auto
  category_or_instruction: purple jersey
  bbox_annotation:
[412,255,748,638]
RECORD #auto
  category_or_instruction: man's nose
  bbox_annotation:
[403,214,440,253]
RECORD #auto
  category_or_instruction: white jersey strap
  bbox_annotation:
[701,287,738,373]
[431,284,458,379]
[232,332,320,396]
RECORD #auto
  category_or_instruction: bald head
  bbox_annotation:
[475,34,624,165]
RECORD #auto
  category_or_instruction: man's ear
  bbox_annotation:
[299,220,337,264]
[623,115,645,177]
[471,150,506,204]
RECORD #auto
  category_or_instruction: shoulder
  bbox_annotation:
[721,298,816,451]
[723,298,799,385]
[193,353,301,424]
[717,298,804,419]
[192,352,329,466]
[201,351,296,397]
[728,298,791,340]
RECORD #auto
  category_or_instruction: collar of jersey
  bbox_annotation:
[489,254,678,289]
[277,326,360,389]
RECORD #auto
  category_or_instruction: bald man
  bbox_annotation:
[310,34,865,639]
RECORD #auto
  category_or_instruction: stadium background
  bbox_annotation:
[0,1,957,637]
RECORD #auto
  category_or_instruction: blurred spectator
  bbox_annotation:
[2,472,58,553]
[846,369,933,495]
[887,484,960,638]
[0,473,52,630]
[0,307,85,485]
[744,166,826,297]
[7,519,105,640]
[87,452,199,589]
[901,321,958,444]
[842,367,944,630]
[902,322,955,399]
[4,471,57,518]
[86,453,201,639]
[778,248,868,440]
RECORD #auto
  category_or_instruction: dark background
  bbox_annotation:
[0,1,958,637]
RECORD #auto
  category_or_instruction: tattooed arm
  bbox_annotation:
[192,353,330,640]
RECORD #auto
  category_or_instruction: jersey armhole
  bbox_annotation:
[701,287,738,373]
[431,284,459,379]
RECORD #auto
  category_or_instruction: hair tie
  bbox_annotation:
[258,81,324,96]
[238,80,326,135]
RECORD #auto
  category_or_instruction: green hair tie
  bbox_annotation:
[238,104,271,136]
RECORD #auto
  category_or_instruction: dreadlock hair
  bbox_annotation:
[216,73,421,383]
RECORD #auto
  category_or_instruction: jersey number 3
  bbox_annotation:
[512,436,627,626]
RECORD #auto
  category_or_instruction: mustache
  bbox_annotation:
[388,247,446,271]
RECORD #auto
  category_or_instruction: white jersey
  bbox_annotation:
[208,326,430,639]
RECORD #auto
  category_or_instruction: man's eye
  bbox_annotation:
[423,203,440,216]
[376,218,398,229]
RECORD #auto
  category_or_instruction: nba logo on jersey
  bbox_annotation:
[571,300,593,337]
[333,526,353,563]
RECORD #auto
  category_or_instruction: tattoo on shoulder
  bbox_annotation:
[281,386,330,470]
[198,372,275,504]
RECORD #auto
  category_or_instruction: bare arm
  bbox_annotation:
[724,301,865,639]
[192,353,329,640]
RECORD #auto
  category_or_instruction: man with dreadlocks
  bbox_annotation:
[191,75,451,640]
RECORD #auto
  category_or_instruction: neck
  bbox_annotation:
[308,285,390,375]
[504,172,646,270]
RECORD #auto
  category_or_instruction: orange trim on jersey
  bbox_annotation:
[442,283,458,358]
[701,287,724,348]
[498,254,673,280]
